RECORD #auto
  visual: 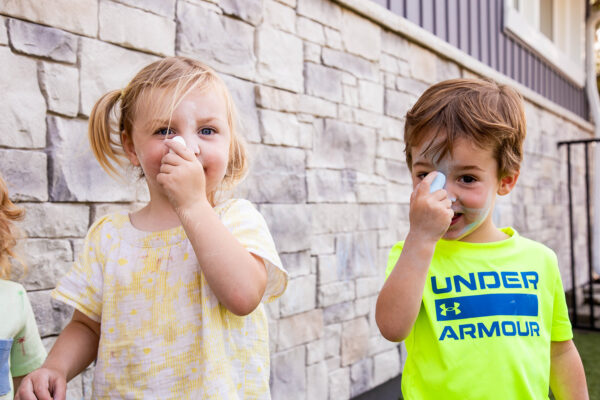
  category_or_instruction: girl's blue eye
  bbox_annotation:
[200,127,215,136]
[156,128,175,136]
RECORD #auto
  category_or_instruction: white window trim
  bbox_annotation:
[503,1,584,86]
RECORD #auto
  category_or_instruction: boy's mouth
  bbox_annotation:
[451,212,463,225]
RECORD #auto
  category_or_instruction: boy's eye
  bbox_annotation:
[155,127,175,136]
[200,127,215,136]
[460,175,477,184]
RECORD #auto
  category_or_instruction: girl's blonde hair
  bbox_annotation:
[88,56,248,205]
[0,174,25,279]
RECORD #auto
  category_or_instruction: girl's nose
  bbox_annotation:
[181,133,201,156]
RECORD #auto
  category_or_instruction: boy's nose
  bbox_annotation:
[444,182,458,202]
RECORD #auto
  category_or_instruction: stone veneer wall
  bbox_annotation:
[0,0,593,399]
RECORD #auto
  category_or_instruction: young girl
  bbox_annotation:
[0,174,46,399]
[16,57,288,399]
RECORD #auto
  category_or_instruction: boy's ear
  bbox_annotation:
[121,132,140,167]
[497,170,519,196]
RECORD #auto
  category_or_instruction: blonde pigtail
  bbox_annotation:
[88,89,126,178]
[0,175,25,280]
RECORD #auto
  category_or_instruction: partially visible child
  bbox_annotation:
[376,79,588,399]
[0,174,46,399]
[17,57,288,399]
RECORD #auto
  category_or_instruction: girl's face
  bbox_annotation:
[124,86,231,201]
[411,135,516,243]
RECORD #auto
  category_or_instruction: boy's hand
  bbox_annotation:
[409,171,453,243]
[14,367,66,400]
[158,139,208,210]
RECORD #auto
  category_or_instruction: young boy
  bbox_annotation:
[376,78,588,399]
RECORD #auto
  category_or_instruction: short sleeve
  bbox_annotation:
[550,265,573,341]
[220,199,288,302]
[386,241,405,279]
[51,217,108,322]
[10,288,46,377]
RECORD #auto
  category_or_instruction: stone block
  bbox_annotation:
[340,9,381,61]
[385,89,415,119]
[380,116,404,140]
[307,169,357,203]
[258,204,311,253]
[0,16,7,45]
[11,239,72,290]
[0,0,97,37]
[99,1,175,56]
[264,0,295,33]
[277,309,323,349]
[306,339,325,365]
[279,274,316,317]
[325,26,343,50]
[358,80,384,113]
[343,84,359,107]
[359,204,390,231]
[47,116,137,202]
[396,76,429,96]
[305,62,343,102]
[387,182,413,203]
[221,74,260,143]
[39,62,79,117]
[177,2,256,81]
[373,348,401,386]
[350,357,372,398]
[19,203,89,238]
[318,280,355,307]
[255,85,300,112]
[322,47,378,81]
[276,0,296,6]
[356,277,383,298]
[297,95,337,117]
[270,346,307,399]
[353,109,382,129]
[335,232,379,279]
[382,30,410,57]
[324,323,341,359]
[304,41,321,63]
[29,290,73,336]
[311,203,360,234]
[113,0,176,17]
[377,138,405,160]
[256,26,303,92]
[311,233,335,255]
[280,250,311,278]
[317,254,338,286]
[0,149,47,201]
[306,361,328,400]
[376,158,411,184]
[8,19,77,62]
[297,16,324,44]
[221,0,264,25]
[259,109,310,148]
[308,119,376,172]
[341,317,369,366]
[408,43,438,83]
[437,57,461,81]
[235,145,306,203]
[297,0,342,29]
[0,47,46,148]
[79,38,159,116]
[323,301,355,325]
[328,367,350,400]
[355,296,373,317]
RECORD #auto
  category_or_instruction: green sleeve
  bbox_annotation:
[385,241,405,279]
[10,291,46,377]
[550,266,573,342]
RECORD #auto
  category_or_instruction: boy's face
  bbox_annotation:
[410,133,518,243]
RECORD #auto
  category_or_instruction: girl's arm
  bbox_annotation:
[375,172,452,342]
[549,339,589,400]
[178,202,267,316]
[15,310,100,400]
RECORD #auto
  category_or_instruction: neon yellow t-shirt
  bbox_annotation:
[386,228,572,400]
[52,199,288,399]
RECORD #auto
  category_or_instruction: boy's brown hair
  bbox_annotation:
[404,78,526,177]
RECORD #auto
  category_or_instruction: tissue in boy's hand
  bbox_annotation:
[429,172,446,193]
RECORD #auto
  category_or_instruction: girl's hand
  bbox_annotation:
[14,367,66,400]
[408,171,453,243]
[158,139,208,210]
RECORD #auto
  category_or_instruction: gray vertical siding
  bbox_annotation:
[378,0,588,119]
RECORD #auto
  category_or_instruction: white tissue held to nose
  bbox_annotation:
[429,171,446,193]
[169,136,186,153]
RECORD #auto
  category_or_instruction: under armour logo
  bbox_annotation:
[440,302,461,316]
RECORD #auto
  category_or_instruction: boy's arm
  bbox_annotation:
[549,339,589,400]
[15,310,100,400]
[376,172,453,342]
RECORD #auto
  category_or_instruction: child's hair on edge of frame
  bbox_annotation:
[87,56,248,205]
[0,173,26,280]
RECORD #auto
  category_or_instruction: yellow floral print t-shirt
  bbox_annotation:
[52,199,288,399]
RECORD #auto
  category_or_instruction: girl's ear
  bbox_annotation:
[498,170,519,196]
[121,132,140,167]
